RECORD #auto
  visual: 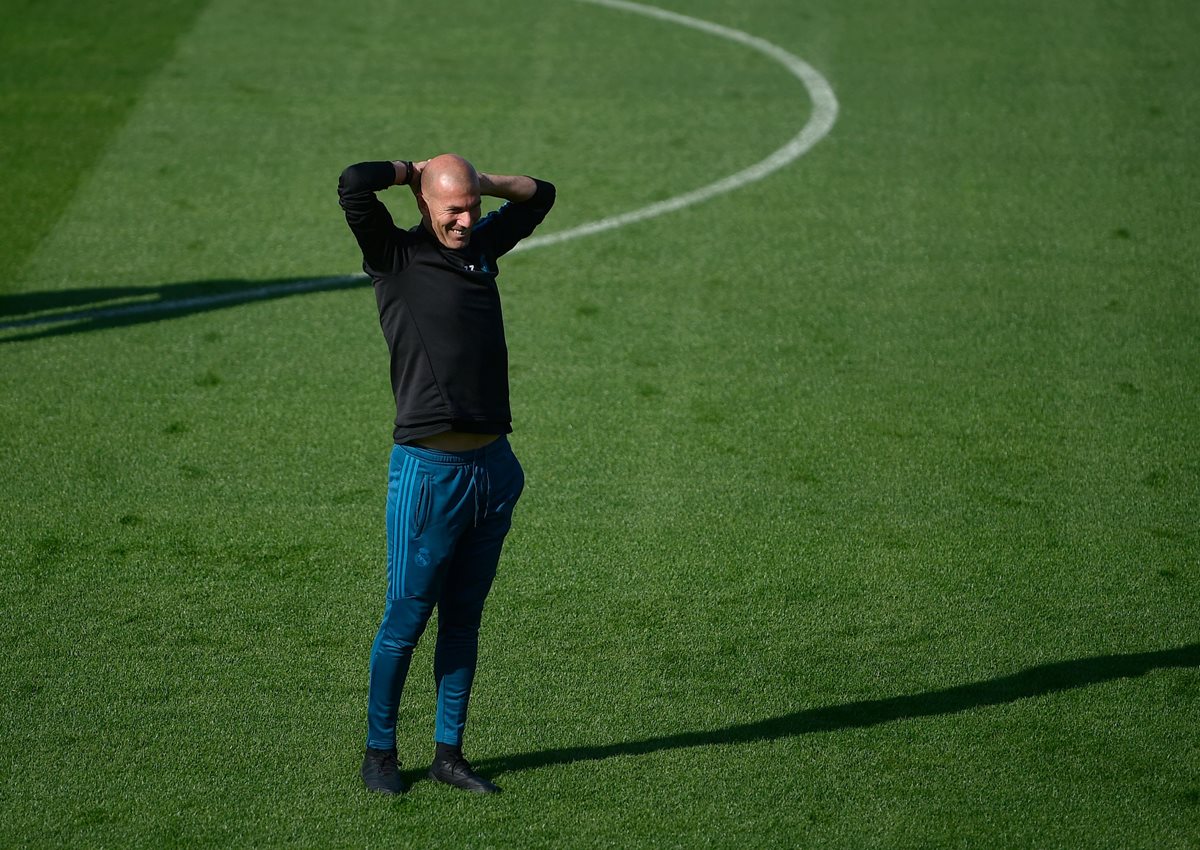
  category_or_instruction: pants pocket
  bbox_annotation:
[412,473,431,537]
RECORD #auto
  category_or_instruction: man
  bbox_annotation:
[338,154,555,795]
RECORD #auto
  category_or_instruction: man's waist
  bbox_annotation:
[412,431,502,451]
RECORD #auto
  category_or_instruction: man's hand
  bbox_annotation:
[391,159,427,196]
[407,160,427,198]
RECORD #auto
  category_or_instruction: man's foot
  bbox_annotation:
[361,747,407,795]
[427,745,501,794]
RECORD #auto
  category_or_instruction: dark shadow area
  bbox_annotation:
[476,642,1200,777]
[0,274,366,343]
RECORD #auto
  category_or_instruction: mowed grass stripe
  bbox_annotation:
[0,0,212,291]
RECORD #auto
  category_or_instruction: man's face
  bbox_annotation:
[420,185,481,250]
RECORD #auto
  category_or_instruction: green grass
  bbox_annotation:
[2,0,1198,846]
[0,0,210,288]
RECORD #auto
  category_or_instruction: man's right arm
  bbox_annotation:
[337,161,412,272]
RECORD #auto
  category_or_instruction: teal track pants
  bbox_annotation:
[366,436,524,750]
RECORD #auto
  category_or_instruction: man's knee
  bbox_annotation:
[436,608,484,642]
[377,598,435,649]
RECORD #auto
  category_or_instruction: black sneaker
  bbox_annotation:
[428,748,501,794]
[361,747,406,795]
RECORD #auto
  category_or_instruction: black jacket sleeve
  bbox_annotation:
[473,179,556,258]
[338,161,405,273]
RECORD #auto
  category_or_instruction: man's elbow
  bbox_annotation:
[531,178,556,210]
[338,163,370,200]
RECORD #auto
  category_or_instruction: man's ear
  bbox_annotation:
[415,194,428,216]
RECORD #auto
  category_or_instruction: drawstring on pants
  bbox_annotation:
[472,460,491,527]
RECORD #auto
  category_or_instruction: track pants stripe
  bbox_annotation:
[389,455,417,599]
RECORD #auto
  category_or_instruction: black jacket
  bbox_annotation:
[338,162,556,443]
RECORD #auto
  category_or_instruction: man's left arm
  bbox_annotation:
[479,173,538,203]
[473,173,556,257]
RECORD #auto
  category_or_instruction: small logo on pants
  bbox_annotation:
[415,548,431,567]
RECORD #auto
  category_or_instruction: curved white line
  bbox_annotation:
[1,1,836,334]
[514,0,838,252]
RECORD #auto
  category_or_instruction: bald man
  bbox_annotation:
[338,155,555,795]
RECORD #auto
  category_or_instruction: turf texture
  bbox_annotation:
[1,0,1197,847]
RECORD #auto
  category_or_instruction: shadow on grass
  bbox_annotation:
[0,274,366,343]
[478,642,1199,777]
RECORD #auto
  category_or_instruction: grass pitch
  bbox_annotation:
[1,0,1197,847]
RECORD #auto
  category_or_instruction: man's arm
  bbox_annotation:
[390,160,418,190]
[478,173,537,202]
[470,172,556,257]
[338,161,414,272]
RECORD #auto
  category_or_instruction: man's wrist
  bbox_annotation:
[392,160,413,186]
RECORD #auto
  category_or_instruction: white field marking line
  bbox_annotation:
[1,0,836,334]
[513,0,838,252]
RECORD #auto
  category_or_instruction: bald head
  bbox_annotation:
[423,154,479,198]
[416,153,482,250]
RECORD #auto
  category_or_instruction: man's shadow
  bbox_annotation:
[0,274,366,343]
[467,642,1198,778]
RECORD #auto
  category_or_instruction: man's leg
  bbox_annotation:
[431,511,511,747]
[363,445,470,792]
[427,439,523,793]
[366,600,436,751]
